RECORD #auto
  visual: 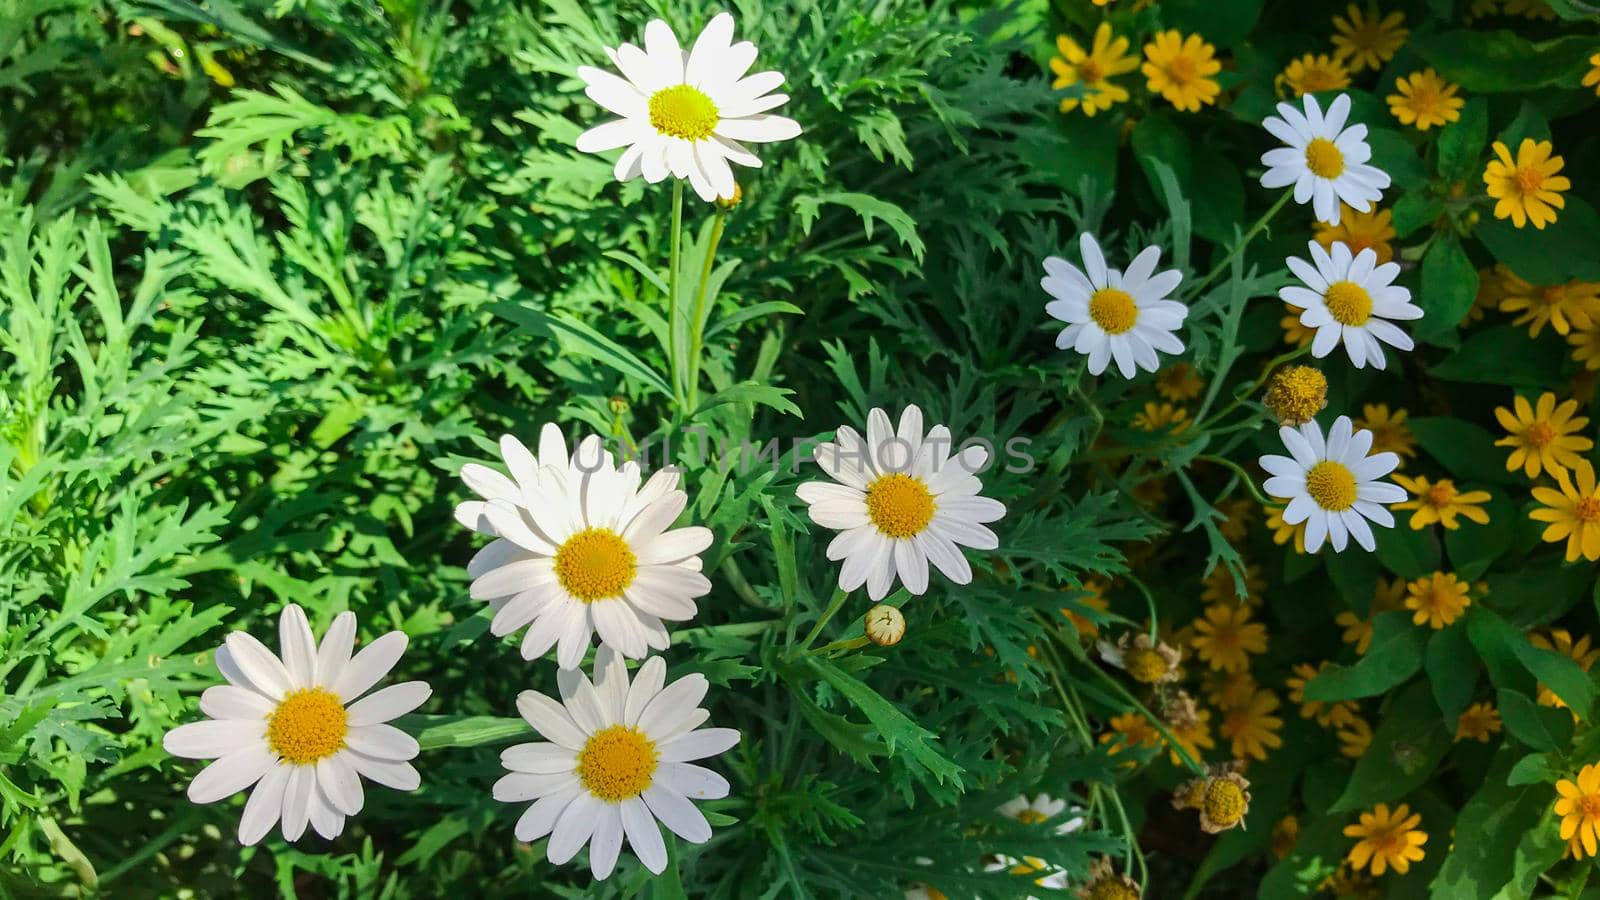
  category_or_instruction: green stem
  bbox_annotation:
[1187,189,1293,299]
[686,208,729,411]
[667,179,685,405]
[1197,343,1314,431]
[1196,454,1273,506]
[796,588,851,655]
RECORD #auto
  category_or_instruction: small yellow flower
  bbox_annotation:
[1162,692,1218,767]
[1503,0,1557,18]
[1132,401,1190,433]
[1569,325,1600,371]
[1217,498,1256,545]
[1155,362,1205,402]
[1061,578,1111,640]
[1202,561,1264,604]
[1190,604,1269,673]
[1286,662,1357,727]
[1219,689,1284,762]
[1493,392,1594,479]
[1392,474,1492,530]
[1484,138,1570,230]
[1262,365,1328,427]
[1465,0,1502,20]
[1276,53,1352,97]
[1331,5,1408,73]
[1386,69,1464,131]
[1585,52,1600,97]
[1101,631,1184,684]
[1051,24,1140,116]
[1556,763,1600,858]
[1498,269,1600,338]
[1204,669,1259,710]
[1336,577,1406,655]
[1314,205,1397,265]
[1454,702,1502,743]
[1356,404,1417,461]
[1272,815,1300,859]
[1530,462,1600,563]
[1264,503,1308,553]
[1141,30,1223,112]
[1529,629,1600,709]
[1101,711,1160,758]
[1280,303,1317,349]
[1344,803,1427,876]
[1336,714,1373,759]
[1404,571,1473,629]
[1462,265,1510,325]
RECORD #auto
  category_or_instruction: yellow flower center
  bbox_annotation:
[1324,280,1374,326]
[1306,460,1358,511]
[1580,794,1600,818]
[1542,285,1568,305]
[555,528,637,602]
[577,725,658,802]
[1016,810,1049,825]
[1203,778,1247,827]
[267,688,348,765]
[1409,85,1441,113]
[1087,881,1139,900]
[865,473,937,538]
[1526,421,1556,448]
[1515,166,1546,196]
[1304,137,1346,179]
[1167,55,1198,83]
[1079,58,1106,84]
[1264,365,1328,426]
[1425,482,1457,508]
[1089,287,1139,334]
[1125,647,1172,684]
[1577,496,1600,523]
[648,84,720,141]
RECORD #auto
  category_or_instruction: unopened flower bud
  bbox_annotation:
[865,604,905,647]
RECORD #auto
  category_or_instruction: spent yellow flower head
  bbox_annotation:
[1051,23,1140,116]
[1493,392,1593,479]
[1392,474,1492,530]
[1555,763,1600,859]
[1264,365,1329,426]
[1343,803,1427,876]
[1498,269,1600,338]
[1190,603,1269,673]
[1530,461,1600,563]
[1219,689,1284,762]
[1162,692,1218,767]
[1314,205,1396,265]
[1142,31,1223,112]
[1331,5,1408,73]
[1484,138,1570,230]
[1357,403,1417,460]
[1195,769,1252,834]
[1277,53,1352,97]
[1077,856,1142,900]
[1386,69,1464,131]
[1404,571,1473,629]
[1454,702,1502,743]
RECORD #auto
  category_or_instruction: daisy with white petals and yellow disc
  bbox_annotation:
[163,605,430,844]
[1260,416,1405,553]
[1043,233,1188,379]
[495,648,739,879]
[575,12,801,202]
[455,423,713,670]
[798,405,1007,601]
[1281,239,1422,369]
[1260,93,1389,226]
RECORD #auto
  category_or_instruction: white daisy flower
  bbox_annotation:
[1281,240,1422,369]
[162,605,430,845]
[1042,233,1188,379]
[797,405,1006,602]
[495,647,738,879]
[999,793,1085,835]
[455,424,713,671]
[1259,416,1406,553]
[1259,92,1389,225]
[983,855,1069,894]
[574,12,801,202]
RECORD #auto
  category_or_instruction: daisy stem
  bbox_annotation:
[1121,574,1162,642]
[686,207,729,411]
[1187,189,1293,299]
[1195,454,1273,506]
[796,588,851,654]
[668,179,685,405]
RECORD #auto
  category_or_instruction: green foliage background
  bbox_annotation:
[2,0,1599,897]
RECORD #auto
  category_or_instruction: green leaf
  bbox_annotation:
[1374,522,1441,580]
[1428,748,1551,898]
[1332,681,1451,812]
[1476,197,1600,283]
[1436,97,1487,181]
[492,301,673,397]
[1409,30,1597,92]
[1444,489,1516,579]
[408,715,529,751]
[802,656,963,786]
[1496,689,1565,750]
[1130,115,1243,245]
[1158,0,1265,45]
[1305,612,1428,702]
[1414,236,1477,345]
[793,192,925,262]
[1428,325,1567,390]
[692,382,802,418]
[1425,622,1478,724]
[1409,417,1523,486]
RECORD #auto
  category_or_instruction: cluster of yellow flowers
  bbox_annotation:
[1050,23,1222,116]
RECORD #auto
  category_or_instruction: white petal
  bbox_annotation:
[346,681,431,726]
